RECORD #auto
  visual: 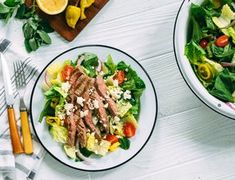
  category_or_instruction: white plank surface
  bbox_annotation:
[1,0,235,179]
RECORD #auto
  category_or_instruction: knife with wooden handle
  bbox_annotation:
[0,52,24,154]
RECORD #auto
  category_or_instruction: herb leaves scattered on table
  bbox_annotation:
[0,0,53,52]
[185,0,235,103]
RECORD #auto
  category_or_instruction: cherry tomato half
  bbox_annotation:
[199,39,208,49]
[123,122,136,138]
[106,134,119,144]
[215,35,229,47]
[113,70,125,84]
[61,65,74,81]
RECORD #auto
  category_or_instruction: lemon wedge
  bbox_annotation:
[36,0,68,15]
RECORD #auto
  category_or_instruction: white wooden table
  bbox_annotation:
[2,0,235,179]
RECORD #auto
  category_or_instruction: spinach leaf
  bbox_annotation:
[211,43,235,61]
[79,148,93,157]
[39,100,55,122]
[209,69,235,102]
[119,137,130,150]
[80,53,99,77]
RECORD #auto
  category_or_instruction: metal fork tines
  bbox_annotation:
[0,39,11,53]
[14,61,27,111]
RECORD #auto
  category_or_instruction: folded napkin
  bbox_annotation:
[0,42,45,180]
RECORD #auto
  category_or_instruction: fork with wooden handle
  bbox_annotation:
[14,60,34,154]
[0,39,24,154]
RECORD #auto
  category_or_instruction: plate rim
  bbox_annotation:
[173,0,235,120]
[29,44,158,172]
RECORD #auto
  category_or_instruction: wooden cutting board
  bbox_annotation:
[25,0,109,41]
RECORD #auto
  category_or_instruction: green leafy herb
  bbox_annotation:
[79,148,93,157]
[0,0,54,52]
[209,69,235,102]
[211,43,234,61]
[185,40,206,64]
[119,137,130,150]
[39,100,55,122]
[80,53,99,77]
[116,61,145,117]
[104,55,116,78]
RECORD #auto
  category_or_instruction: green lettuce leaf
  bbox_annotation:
[185,40,206,64]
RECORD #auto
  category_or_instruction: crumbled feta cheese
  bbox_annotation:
[80,110,89,118]
[61,120,64,126]
[77,96,85,107]
[114,116,120,123]
[61,82,71,93]
[92,117,98,125]
[123,90,131,100]
[57,112,65,120]
[104,103,108,109]
[109,88,123,100]
[99,71,104,76]
[93,99,99,109]
[87,99,94,110]
[113,79,119,87]
[64,103,74,116]
[125,68,129,72]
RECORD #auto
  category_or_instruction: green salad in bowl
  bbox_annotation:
[185,0,235,104]
[39,52,145,161]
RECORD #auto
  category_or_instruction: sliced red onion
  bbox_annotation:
[96,59,102,72]
[226,102,235,111]
[77,55,85,65]
[221,62,235,67]
[44,71,52,87]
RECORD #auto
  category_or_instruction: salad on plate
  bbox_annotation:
[185,0,235,107]
[39,53,145,161]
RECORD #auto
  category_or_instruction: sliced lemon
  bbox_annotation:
[36,0,68,15]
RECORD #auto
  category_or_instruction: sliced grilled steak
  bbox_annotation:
[74,76,89,96]
[95,76,118,116]
[92,90,109,133]
[69,69,82,85]
[76,116,87,148]
[82,81,101,139]
[67,113,77,146]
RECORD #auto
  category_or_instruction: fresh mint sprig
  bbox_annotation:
[0,0,54,52]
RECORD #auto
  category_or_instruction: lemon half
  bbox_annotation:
[36,0,68,15]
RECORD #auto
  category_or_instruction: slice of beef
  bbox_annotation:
[95,76,118,116]
[76,116,87,148]
[69,69,82,85]
[82,82,101,139]
[74,76,89,96]
[67,113,77,146]
[92,90,110,133]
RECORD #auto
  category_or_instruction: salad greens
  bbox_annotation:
[185,0,235,103]
[39,53,145,161]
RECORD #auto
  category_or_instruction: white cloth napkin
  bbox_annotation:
[0,42,45,180]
